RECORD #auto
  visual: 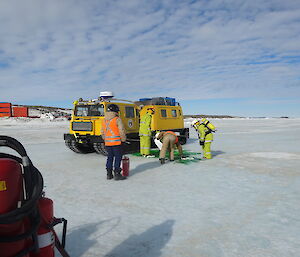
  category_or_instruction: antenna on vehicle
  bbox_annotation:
[99,91,114,101]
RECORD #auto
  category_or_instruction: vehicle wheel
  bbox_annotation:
[65,139,95,154]
[93,142,108,156]
[179,129,189,145]
[179,136,187,145]
[123,140,140,154]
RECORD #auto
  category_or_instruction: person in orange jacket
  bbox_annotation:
[101,104,127,180]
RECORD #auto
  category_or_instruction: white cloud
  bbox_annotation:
[0,0,299,106]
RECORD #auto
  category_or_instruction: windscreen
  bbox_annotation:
[75,104,104,116]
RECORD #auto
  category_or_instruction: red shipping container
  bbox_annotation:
[12,107,28,117]
[0,103,12,117]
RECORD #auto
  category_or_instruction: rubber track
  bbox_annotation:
[65,140,94,154]
[93,142,108,156]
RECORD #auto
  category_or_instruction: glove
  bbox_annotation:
[199,140,204,146]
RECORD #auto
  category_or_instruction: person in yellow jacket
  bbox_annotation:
[191,118,216,159]
[139,107,155,157]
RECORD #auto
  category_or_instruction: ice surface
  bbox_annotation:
[1,117,300,257]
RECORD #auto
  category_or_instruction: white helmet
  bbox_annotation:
[191,119,200,126]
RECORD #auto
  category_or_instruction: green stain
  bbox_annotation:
[131,149,202,164]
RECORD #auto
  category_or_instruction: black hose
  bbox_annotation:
[0,136,44,255]
[0,153,43,225]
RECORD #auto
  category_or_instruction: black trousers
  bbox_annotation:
[106,145,123,170]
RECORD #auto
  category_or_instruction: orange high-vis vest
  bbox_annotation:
[102,117,122,146]
[165,131,178,144]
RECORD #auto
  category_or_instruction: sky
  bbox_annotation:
[0,0,300,117]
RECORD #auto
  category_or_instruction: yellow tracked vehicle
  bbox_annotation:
[64,93,189,155]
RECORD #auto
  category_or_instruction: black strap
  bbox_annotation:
[205,131,212,137]
[203,121,213,134]
[203,121,210,129]
[55,240,71,257]
[52,229,71,257]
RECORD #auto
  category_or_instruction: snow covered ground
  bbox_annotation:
[1,117,300,257]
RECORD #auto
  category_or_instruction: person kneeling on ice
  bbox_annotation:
[191,118,216,159]
[101,104,127,180]
[155,131,183,164]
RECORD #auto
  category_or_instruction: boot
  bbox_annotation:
[159,158,165,164]
[114,168,126,180]
[106,168,113,180]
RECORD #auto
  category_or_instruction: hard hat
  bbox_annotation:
[147,107,155,113]
[155,131,161,139]
[200,118,207,123]
[107,104,119,113]
[191,119,200,126]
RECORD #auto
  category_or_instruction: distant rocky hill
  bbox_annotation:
[15,104,238,119]
[184,114,238,119]
[14,104,72,118]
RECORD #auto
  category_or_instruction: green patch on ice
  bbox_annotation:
[175,156,202,165]
[131,149,202,164]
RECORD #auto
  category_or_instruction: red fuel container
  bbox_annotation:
[122,156,130,177]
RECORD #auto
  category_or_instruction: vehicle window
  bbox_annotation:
[125,106,135,118]
[161,109,167,117]
[75,106,89,116]
[90,105,104,116]
[171,110,177,117]
[75,105,104,116]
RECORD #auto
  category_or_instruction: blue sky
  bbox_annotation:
[0,0,300,117]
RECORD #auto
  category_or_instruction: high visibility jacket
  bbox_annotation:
[102,117,122,146]
[164,131,178,144]
[139,112,152,136]
[195,120,215,143]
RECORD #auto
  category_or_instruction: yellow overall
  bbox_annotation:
[195,119,216,159]
[139,112,152,155]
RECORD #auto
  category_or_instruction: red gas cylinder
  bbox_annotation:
[0,158,29,257]
[30,197,55,257]
[122,156,130,177]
